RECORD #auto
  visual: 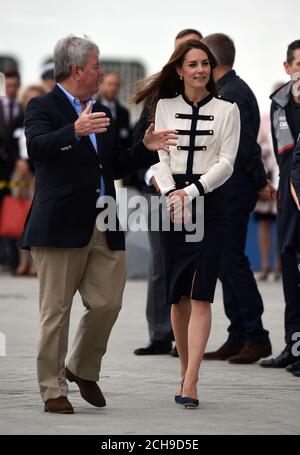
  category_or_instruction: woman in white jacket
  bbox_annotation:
[134,40,240,408]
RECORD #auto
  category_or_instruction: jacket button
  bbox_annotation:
[96,189,100,193]
[99,164,103,170]
[185,181,190,185]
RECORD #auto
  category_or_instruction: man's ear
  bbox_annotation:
[71,64,80,81]
[284,61,291,76]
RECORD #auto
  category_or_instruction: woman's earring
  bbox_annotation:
[180,76,183,81]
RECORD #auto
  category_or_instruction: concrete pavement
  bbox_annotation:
[0,272,299,435]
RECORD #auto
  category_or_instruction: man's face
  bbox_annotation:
[284,48,300,98]
[5,76,20,100]
[78,52,103,98]
[284,49,300,76]
[100,73,120,101]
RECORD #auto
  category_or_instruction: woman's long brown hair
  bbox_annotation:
[131,40,217,120]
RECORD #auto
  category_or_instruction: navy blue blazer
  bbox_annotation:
[290,140,300,208]
[20,85,158,250]
[217,70,267,190]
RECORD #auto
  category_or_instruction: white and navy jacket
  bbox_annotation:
[151,93,240,198]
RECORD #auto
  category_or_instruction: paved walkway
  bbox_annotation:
[0,272,299,435]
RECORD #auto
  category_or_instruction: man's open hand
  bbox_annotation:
[74,101,110,136]
[143,123,178,152]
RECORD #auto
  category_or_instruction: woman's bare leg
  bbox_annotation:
[182,300,212,400]
[171,297,191,394]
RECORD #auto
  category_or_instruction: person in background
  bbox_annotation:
[202,33,274,364]
[40,62,56,93]
[0,70,23,272]
[12,84,46,276]
[254,105,281,281]
[98,71,132,151]
[288,139,300,377]
[175,28,203,48]
[261,40,300,371]
[133,28,203,357]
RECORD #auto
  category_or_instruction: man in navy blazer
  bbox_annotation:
[21,35,177,414]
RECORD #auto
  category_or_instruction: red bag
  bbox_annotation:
[0,196,32,239]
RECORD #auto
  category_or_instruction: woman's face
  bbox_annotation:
[178,48,211,91]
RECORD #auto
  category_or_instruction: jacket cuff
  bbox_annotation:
[164,188,176,197]
[184,182,205,200]
[138,141,159,166]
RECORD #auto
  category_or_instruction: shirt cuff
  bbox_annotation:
[144,169,154,186]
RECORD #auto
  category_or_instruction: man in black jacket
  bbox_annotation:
[0,70,23,270]
[260,40,300,371]
[21,35,177,414]
[0,70,23,199]
[202,33,274,364]
[132,105,174,356]
[98,71,132,151]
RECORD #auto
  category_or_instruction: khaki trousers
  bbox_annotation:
[31,227,126,402]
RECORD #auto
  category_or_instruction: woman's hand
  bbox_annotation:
[143,123,178,153]
[167,189,189,210]
[171,205,191,224]
[167,189,191,223]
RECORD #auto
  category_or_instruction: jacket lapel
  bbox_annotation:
[52,85,78,123]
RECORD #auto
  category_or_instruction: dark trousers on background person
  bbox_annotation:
[0,237,19,270]
[145,193,173,343]
[0,238,6,265]
[281,252,300,350]
[219,171,270,346]
[146,229,173,343]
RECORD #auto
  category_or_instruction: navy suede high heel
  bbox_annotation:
[174,394,182,404]
[174,379,184,404]
[180,396,199,409]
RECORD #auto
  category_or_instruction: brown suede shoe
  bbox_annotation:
[66,367,106,408]
[229,341,272,364]
[44,396,74,414]
[203,342,244,360]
